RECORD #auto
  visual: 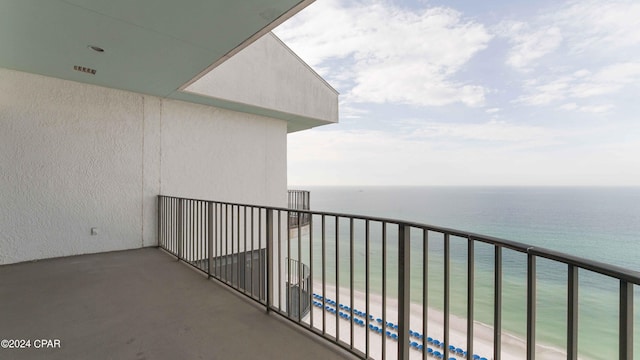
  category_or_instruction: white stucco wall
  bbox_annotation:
[185,33,339,125]
[160,99,287,205]
[0,68,287,265]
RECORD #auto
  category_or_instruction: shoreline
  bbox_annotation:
[306,283,569,360]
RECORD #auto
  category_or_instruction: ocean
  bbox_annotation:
[296,186,640,359]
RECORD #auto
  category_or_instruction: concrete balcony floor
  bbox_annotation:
[0,248,355,360]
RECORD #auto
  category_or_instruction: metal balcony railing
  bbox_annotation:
[287,257,311,320]
[288,189,311,210]
[157,195,639,360]
[288,190,311,228]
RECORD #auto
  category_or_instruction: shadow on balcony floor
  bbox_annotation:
[0,248,355,360]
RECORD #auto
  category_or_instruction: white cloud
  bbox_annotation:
[499,21,563,71]
[275,0,492,107]
[579,104,615,113]
[554,0,640,54]
[518,62,640,106]
[280,0,640,186]
[559,102,614,113]
[559,103,578,111]
[517,76,572,105]
[287,122,640,186]
[590,62,640,86]
[340,104,369,119]
[503,1,640,108]
[409,120,553,144]
[501,0,640,71]
[573,69,591,78]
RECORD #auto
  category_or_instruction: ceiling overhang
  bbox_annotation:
[170,91,335,133]
[0,0,315,127]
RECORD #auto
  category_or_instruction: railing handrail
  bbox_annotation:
[158,194,640,285]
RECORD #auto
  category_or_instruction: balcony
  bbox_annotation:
[1,194,638,360]
[0,247,354,360]
[156,195,640,360]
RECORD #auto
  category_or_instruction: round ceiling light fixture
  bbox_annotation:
[88,45,105,53]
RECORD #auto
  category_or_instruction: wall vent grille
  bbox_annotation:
[73,65,96,75]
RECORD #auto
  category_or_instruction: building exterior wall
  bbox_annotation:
[160,99,287,205]
[185,33,339,125]
[0,68,287,265]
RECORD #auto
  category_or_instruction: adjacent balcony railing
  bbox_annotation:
[157,195,639,360]
[287,257,311,320]
[288,189,311,228]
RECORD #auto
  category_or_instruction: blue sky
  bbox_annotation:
[274,0,640,186]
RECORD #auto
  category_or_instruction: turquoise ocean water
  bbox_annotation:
[296,186,639,359]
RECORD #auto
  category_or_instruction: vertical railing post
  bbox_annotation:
[278,211,282,311]
[208,202,214,278]
[567,265,578,360]
[177,198,183,260]
[157,195,162,248]
[298,213,302,322]
[365,220,370,359]
[266,208,274,312]
[467,237,475,359]
[527,252,536,360]
[494,246,502,360]
[335,216,340,341]
[321,215,326,335]
[349,217,354,348]
[422,229,428,360]
[382,222,387,359]
[619,280,633,360]
[308,213,313,328]
[444,233,450,359]
[398,224,410,360]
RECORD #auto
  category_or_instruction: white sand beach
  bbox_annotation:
[304,284,567,360]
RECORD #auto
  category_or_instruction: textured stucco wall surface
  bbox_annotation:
[160,99,287,206]
[185,33,339,124]
[0,68,287,265]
